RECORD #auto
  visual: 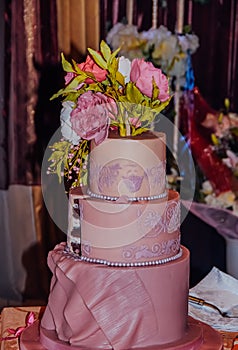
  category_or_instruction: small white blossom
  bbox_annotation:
[201,180,213,195]
[118,56,131,83]
[60,101,80,145]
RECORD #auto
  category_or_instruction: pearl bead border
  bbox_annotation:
[87,188,168,202]
[65,247,183,267]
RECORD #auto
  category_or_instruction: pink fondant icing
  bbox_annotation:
[89,131,166,198]
[19,244,222,350]
[20,317,223,350]
[67,188,180,263]
[39,243,190,349]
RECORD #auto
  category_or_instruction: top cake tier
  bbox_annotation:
[88,130,166,199]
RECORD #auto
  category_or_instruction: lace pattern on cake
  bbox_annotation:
[137,200,180,236]
[90,160,166,194]
[145,160,166,188]
[97,163,122,192]
[122,238,180,260]
[82,241,91,255]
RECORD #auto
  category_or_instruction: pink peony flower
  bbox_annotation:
[130,59,169,101]
[78,55,107,84]
[70,91,116,145]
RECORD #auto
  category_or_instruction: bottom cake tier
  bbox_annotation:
[20,317,223,350]
[22,242,222,350]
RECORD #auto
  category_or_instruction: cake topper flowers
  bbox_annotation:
[48,40,171,188]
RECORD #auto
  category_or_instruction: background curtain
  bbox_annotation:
[0,0,63,306]
[56,0,100,59]
[0,0,101,307]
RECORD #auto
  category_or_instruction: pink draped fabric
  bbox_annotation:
[41,244,159,349]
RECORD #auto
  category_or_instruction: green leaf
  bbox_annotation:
[109,47,121,62]
[84,83,104,94]
[61,53,75,73]
[88,48,107,70]
[152,79,159,101]
[62,92,79,104]
[50,88,66,101]
[100,40,111,61]
[64,75,86,91]
[48,151,64,161]
[211,133,219,145]
[224,98,230,111]
[125,83,144,104]
[108,57,118,77]
[218,112,223,124]
[50,140,70,150]
[56,161,64,183]
[116,71,125,87]
[72,59,85,75]
[152,99,170,114]
[132,127,149,136]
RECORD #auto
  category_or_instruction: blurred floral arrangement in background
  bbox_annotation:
[200,104,238,213]
[106,23,199,89]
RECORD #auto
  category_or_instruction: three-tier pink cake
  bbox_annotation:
[20,131,223,350]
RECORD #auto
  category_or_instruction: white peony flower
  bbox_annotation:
[106,23,125,46]
[106,23,140,52]
[118,56,131,83]
[178,34,199,54]
[142,26,172,42]
[60,101,80,145]
[153,35,178,61]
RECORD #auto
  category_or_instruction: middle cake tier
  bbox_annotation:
[67,189,181,265]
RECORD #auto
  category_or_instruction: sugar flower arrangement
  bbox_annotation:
[106,24,199,88]
[48,40,171,188]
